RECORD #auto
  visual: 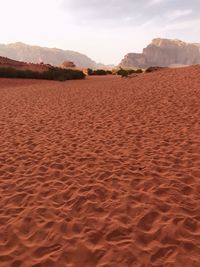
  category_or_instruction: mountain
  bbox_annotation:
[194,43,200,51]
[119,38,200,69]
[0,42,107,69]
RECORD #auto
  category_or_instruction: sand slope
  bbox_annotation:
[0,66,200,267]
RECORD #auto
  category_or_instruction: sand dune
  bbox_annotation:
[0,66,200,266]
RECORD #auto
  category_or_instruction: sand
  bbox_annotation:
[0,66,200,267]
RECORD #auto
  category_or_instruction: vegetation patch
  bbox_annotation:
[87,69,112,76]
[87,68,143,77]
[116,68,143,77]
[145,66,165,73]
[0,67,85,81]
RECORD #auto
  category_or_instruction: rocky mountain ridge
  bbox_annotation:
[120,38,200,68]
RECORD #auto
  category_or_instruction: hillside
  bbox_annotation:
[120,38,200,68]
[0,56,50,72]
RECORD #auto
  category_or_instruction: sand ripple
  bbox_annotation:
[0,66,200,266]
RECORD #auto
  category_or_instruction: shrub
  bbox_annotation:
[116,68,143,77]
[106,70,112,75]
[117,68,129,77]
[135,69,143,73]
[145,66,164,73]
[87,68,94,75]
[87,68,112,76]
[116,68,130,77]
[0,67,85,81]
[94,69,107,75]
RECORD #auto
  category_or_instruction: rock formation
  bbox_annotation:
[61,61,76,68]
[120,38,200,68]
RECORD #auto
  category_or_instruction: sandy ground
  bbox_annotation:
[0,66,200,267]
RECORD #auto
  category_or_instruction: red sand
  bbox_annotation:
[0,66,200,267]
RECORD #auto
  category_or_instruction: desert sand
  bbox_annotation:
[0,66,200,267]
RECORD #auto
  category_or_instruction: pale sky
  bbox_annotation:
[0,0,200,64]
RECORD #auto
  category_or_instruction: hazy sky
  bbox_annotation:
[0,0,199,64]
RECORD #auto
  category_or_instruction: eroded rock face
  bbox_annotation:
[121,53,147,69]
[120,38,200,68]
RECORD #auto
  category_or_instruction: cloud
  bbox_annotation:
[63,0,141,21]
[62,0,199,26]
[147,0,167,6]
[164,18,200,31]
[166,9,193,21]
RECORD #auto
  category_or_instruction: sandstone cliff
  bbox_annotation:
[120,38,200,68]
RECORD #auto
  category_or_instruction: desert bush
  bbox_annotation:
[117,68,129,77]
[95,69,107,75]
[87,69,112,76]
[116,68,143,77]
[145,66,164,73]
[87,68,94,75]
[0,67,85,81]
[145,67,155,73]
[135,69,143,73]
[42,67,85,80]
[106,70,112,75]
